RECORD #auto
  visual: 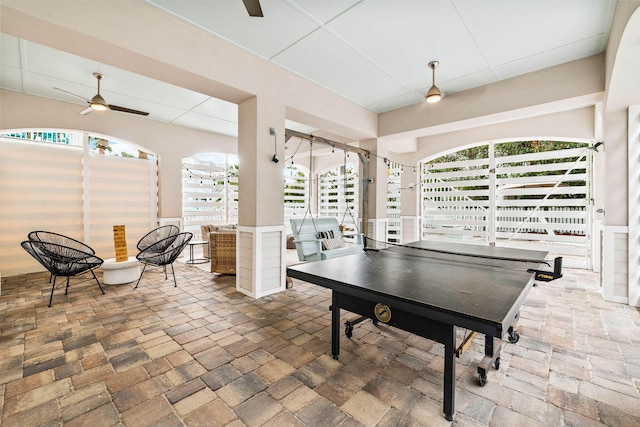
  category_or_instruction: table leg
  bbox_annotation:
[485,333,494,356]
[443,325,456,421]
[186,242,209,265]
[478,334,502,386]
[331,291,340,359]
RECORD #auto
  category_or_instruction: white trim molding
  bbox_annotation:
[628,105,640,306]
[367,218,388,248]
[401,216,420,243]
[236,225,287,298]
[601,225,629,304]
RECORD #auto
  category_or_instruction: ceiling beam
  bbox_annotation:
[285,128,370,157]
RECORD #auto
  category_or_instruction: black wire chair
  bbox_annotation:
[21,240,105,307]
[135,232,193,288]
[28,231,97,282]
[136,225,180,280]
[137,225,180,252]
[28,230,96,254]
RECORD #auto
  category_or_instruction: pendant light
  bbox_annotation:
[425,61,442,104]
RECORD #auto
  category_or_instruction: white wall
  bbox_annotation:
[378,54,605,140]
[398,107,596,165]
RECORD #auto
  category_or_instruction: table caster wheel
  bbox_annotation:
[479,374,487,386]
[507,326,520,343]
[494,357,501,370]
[445,414,453,421]
[478,366,488,386]
[345,324,353,338]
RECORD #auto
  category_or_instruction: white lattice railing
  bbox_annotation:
[421,143,591,265]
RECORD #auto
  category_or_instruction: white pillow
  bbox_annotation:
[321,237,344,250]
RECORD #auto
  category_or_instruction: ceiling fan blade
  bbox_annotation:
[53,87,89,102]
[242,0,263,17]
[80,107,93,115]
[108,104,150,116]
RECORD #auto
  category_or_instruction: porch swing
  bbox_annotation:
[290,142,364,262]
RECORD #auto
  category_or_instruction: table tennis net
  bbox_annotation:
[366,238,551,270]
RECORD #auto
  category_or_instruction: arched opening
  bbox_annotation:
[0,128,157,276]
[421,139,592,268]
[181,153,239,238]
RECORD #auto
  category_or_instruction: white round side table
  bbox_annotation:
[102,257,141,285]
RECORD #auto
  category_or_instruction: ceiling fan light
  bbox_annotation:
[425,60,442,103]
[90,103,108,111]
[90,94,108,111]
[426,85,442,103]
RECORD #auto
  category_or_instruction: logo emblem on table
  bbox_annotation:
[374,303,391,323]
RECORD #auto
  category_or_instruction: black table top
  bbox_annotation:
[286,240,548,331]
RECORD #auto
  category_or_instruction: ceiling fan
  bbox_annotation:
[242,0,263,17]
[54,72,149,116]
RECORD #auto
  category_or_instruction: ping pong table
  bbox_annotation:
[286,240,557,421]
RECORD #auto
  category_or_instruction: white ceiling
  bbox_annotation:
[0,0,617,138]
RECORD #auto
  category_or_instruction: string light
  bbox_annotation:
[282,134,423,176]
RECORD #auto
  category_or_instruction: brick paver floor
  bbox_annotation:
[1,260,639,426]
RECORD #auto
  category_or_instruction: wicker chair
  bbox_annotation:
[209,231,236,274]
[135,232,193,288]
[21,240,105,307]
[200,224,236,258]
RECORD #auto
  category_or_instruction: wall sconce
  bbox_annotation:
[588,141,604,152]
[270,127,279,163]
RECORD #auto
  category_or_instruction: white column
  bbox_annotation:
[236,96,287,298]
[400,163,420,242]
[236,225,286,298]
[488,143,496,245]
[360,139,388,248]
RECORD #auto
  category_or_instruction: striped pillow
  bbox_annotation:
[317,230,335,239]
[321,237,344,250]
